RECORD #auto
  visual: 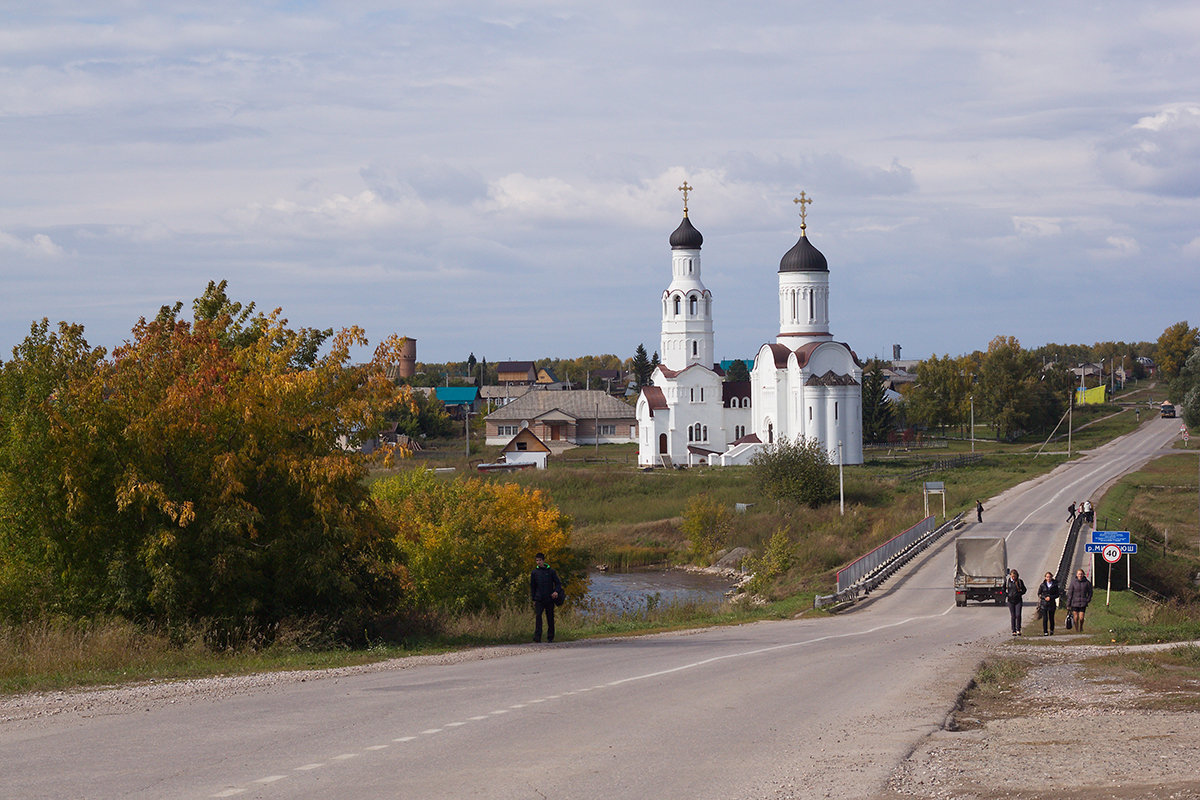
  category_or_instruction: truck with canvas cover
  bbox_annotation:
[954,536,1007,606]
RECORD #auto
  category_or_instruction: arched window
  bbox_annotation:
[835,402,839,421]
[768,423,774,444]
[692,340,698,357]
[702,425,708,440]
[688,426,694,442]
[689,295,697,315]
[674,296,681,315]
[809,291,815,321]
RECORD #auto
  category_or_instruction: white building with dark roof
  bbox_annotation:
[636,189,863,467]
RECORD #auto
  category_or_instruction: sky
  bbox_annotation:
[2,2,1198,367]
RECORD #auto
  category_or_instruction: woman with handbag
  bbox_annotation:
[1005,569,1027,635]
[1037,571,1061,635]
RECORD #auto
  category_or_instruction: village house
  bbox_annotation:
[485,389,637,447]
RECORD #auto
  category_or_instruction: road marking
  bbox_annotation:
[446,721,467,727]
[295,763,324,770]
[333,753,358,760]
[420,728,443,734]
[528,698,547,703]
[366,745,389,751]
[253,775,288,784]
[509,703,527,708]
[469,715,490,720]
[394,736,416,742]
[211,791,245,798]
[489,709,509,715]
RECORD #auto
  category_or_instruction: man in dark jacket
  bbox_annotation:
[530,553,563,643]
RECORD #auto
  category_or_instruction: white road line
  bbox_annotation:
[489,709,509,715]
[446,721,467,727]
[469,715,490,720]
[420,728,443,734]
[528,698,546,703]
[332,753,359,761]
[253,775,288,784]
[366,745,389,751]
[509,703,527,708]
[211,791,245,798]
[394,736,416,742]
[295,763,324,770]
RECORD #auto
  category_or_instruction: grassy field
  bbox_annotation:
[3,398,1187,695]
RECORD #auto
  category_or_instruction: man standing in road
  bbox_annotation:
[976,500,984,523]
[531,552,563,643]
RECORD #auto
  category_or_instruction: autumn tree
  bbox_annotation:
[371,469,578,613]
[0,285,410,635]
[1157,321,1199,381]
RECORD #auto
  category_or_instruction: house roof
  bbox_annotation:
[722,380,751,405]
[497,361,536,373]
[434,386,479,405]
[501,428,551,454]
[487,389,636,422]
[478,385,534,400]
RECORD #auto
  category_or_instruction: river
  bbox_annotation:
[581,567,738,617]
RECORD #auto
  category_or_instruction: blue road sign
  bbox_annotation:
[1091,531,1131,544]
[1085,542,1137,554]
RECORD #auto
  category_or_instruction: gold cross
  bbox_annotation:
[678,181,692,216]
[793,191,813,231]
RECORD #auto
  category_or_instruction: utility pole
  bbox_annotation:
[838,440,845,516]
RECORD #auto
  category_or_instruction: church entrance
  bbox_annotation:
[658,433,668,454]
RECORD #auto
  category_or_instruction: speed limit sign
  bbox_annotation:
[1101,544,1122,563]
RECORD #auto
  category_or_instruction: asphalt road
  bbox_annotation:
[1,415,1184,800]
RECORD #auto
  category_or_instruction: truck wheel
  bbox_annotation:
[956,600,966,607]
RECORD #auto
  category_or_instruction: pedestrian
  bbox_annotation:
[1005,568,1026,635]
[1037,571,1061,635]
[1082,499,1093,524]
[1067,502,1076,523]
[530,552,563,643]
[976,500,984,523]
[1065,568,1093,633]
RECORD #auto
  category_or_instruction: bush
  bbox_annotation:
[680,493,733,564]
[750,437,838,508]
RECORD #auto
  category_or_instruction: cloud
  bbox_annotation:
[0,231,64,257]
[1098,103,1200,197]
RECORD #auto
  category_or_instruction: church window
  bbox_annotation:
[706,296,711,315]
[808,406,813,421]
[702,425,708,440]
[768,423,774,444]
[689,295,697,315]
[809,291,815,321]
[791,290,797,322]
[692,340,698,357]
[700,388,704,402]
[674,296,681,315]
[688,426,694,442]
[689,387,694,402]
[835,402,839,420]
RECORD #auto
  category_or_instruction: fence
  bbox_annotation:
[814,511,965,608]
[903,454,982,481]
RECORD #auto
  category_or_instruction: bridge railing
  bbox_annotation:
[815,511,965,608]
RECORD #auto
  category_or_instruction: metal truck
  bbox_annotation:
[954,536,1007,606]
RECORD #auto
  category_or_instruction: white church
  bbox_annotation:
[635,187,864,468]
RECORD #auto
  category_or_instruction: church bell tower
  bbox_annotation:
[660,181,714,371]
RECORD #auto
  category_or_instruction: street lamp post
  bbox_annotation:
[970,395,975,454]
[838,440,844,516]
[464,410,476,458]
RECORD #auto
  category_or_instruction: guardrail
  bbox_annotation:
[1054,515,1086,587]
[903,454,982,481]
[814,511,966,608]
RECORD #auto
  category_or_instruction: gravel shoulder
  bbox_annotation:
[879,636,1200,800]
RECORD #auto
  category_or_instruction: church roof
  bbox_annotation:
[804,370,860,386]
[640,386,668,417]
[779,233,828,273]
[669,215,704,250]
[722,381,751,406]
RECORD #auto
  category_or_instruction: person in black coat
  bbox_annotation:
[530,553,563,643]
[1066,568,1094,633]
[1005,568,1026,635]
[1037,571,1061,635]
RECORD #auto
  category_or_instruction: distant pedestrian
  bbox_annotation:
[1067,502,1076,523]
[1005,568,1027,635]
[1082,500,1093,524]
[976,500,984,523]
[1037,571,1061,635]
[1066,568,1093,633]
[530,552,563,643]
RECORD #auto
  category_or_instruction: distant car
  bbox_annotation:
[1161,402,1176,418]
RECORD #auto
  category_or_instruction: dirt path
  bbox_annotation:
[877,637,1200,799]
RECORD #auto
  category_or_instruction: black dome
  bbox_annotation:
[779,234,828,272]
[669,215,703,250]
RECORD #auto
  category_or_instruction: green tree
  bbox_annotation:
[1158,321,1199,382]
[750,437,837,508]
[904,354,970,434]
[860,360,894,443]
[631,343,653,389]
[976,336,1042,440]
[1174,346,1200,429]
[724,359,750,382]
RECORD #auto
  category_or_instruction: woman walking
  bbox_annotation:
[1037,571,1061,635]
[1066,568,1093,633]
[1005,568,1026,635]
